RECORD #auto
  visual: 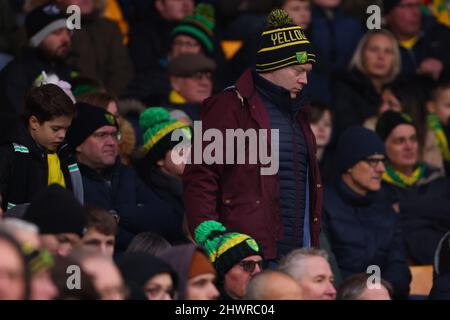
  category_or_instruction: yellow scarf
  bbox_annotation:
[382,165,424,188]
[400,36,419,50]
[169,90,187,105]
[47,153,66,187]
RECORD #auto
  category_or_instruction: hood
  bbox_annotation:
[158,243,208,300]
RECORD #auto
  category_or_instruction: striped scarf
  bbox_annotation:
[382,164,425,188]
[427,113,450,161]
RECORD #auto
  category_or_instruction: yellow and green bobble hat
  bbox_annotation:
[171,3,215,55]
[256,9,316,73]
[23,244,54,276]
[140,107,191,164]
[194,220,262,280]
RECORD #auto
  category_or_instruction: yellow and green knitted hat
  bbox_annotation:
[140,107,191,158]
[194,220,262,279]
[171,3,215,54]
[256,9,316,73]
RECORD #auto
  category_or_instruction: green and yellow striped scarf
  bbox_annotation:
[427,113,450,161]
[382,164,425,188]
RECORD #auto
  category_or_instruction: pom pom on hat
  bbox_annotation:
[194,220,262,280]
[255,9,316,73]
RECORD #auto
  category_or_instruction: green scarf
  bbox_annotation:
[427,113,450,161]
[382,164,425,188]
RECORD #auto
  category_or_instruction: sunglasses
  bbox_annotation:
[239,260,263,273]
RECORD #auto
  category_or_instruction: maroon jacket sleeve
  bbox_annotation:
[182,91,241,235]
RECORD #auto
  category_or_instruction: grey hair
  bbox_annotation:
[348,29,401,84]
[244,270,297,300]
[1,218,39,235]
[336,273,393,300]
[277,247,328,281]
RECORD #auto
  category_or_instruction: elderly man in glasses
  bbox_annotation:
[322,126,411,300]
[194,220,264,300]
[66,103,187,252]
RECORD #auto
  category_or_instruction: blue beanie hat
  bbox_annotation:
[336,126,386,173]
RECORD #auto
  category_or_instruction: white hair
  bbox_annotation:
[1,218,39,235]
[277,247,329,281]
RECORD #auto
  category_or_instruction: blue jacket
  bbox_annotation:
[309,6,364,74]
[79,161,185,251]
[254,72,310,258]
[323,179,411,299]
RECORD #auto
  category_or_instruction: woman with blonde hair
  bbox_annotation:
[333,29,401,136]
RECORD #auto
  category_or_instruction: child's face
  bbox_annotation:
[283,0,312,29]
[29,116,72,152]
[432,88,450,126]
[311,110,332,148]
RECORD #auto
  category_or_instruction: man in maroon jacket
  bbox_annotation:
[183,9,323,261]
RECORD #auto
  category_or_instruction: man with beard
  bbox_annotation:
[54,0,133,96]
[0,3,76,114]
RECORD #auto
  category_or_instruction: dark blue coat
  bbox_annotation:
[429,274,450,300]
[309,5,364,74]
[396,15,450,77]
[79,161,185,251]
[381,171,450,265]
[323,179,411,299]
[254,72,309,258]
[0,48,76,115]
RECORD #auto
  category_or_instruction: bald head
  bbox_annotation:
[245,270,303,300]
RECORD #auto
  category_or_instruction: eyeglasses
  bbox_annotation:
[92,131,121,141]
[239,260,263,273]
[363,158,385,168]
[172,40,201,48]
[191,72,213,81]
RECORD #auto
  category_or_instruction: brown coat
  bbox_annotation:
[67,15,133,96]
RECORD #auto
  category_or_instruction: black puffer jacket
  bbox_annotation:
[254,72,309,258]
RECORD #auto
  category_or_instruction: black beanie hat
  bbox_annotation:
[23,184,87,237]
[117,252,178,300]
[375,111,414,141]
[383,0,402,15]
[66,102,118,148]
[256,9,316,73]
[25,3,68,47]
[336,126,386,173]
